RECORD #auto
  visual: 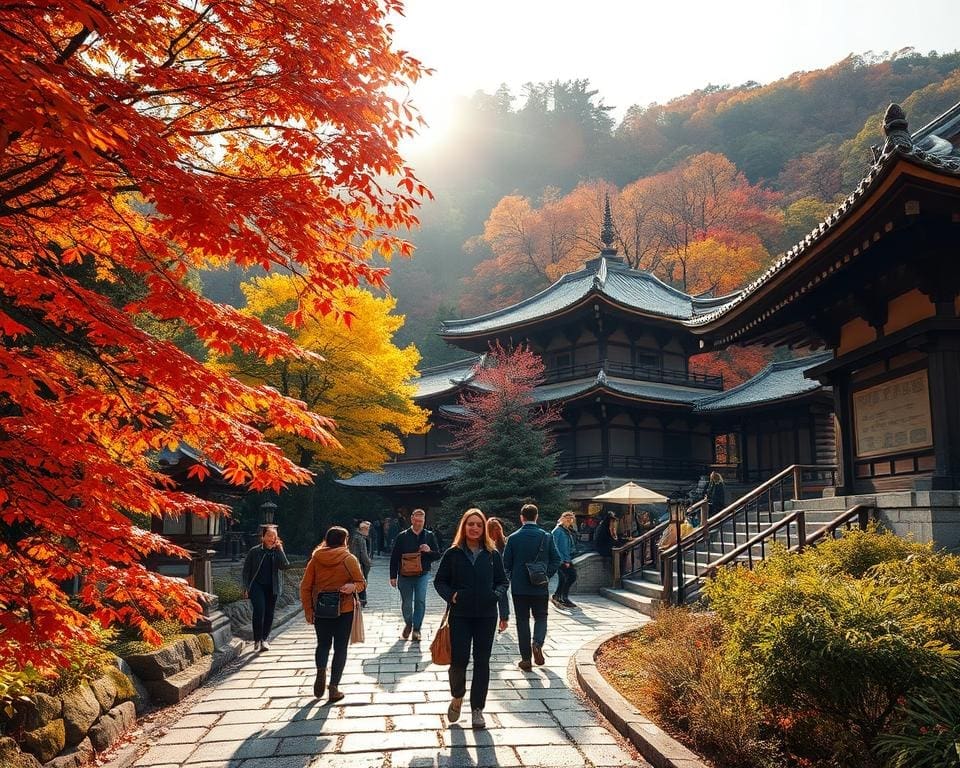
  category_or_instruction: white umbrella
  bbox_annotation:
[593,481,667,505]
[593,482,668,535]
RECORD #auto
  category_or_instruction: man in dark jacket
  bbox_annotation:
[389,508,441,641]
[502,503,561,670]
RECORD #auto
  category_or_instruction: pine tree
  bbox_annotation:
[441,344,567,529]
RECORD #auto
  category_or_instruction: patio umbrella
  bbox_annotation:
[593,482,668,534]
[593,481,668,505]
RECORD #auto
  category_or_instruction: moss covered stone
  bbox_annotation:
[20,718,66,763]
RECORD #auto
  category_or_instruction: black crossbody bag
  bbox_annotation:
[525,532,550,587]
[314,563,351,619]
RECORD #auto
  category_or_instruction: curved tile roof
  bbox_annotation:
[694,353,832,411]
[413,356,482,400]
[531,372,717,405]
[440,256,741,337]
[687,102,960,331]
[337,458,456,489]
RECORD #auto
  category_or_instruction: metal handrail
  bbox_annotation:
[804,504,874,546]
[660,464,837,604]
[612,520,670,586]
[701,504,875,580]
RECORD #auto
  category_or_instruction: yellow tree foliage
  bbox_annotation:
[215,274,428,475]
[681,237,768,297]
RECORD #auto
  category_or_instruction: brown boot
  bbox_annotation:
[313,669,326,699]
[327,685,345,704]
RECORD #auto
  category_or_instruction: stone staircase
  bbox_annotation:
[601,467,856,616]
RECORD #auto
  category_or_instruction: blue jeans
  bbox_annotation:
[512,594,548,661]
[398,573,429,630]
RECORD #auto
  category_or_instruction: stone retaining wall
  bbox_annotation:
[6,663,143,768]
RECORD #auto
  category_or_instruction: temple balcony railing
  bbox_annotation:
[543,359,723,390]
[555,453,710,480]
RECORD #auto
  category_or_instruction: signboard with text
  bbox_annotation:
[853,369,933,458]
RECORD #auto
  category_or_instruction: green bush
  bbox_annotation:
[875,667,960,768]
[212,577,243,605]
[704,532,960,765]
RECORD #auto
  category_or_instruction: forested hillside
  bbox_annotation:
[386,49,960,368]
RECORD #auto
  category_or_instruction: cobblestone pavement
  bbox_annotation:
[131,557,650,768]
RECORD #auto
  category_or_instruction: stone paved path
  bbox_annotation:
[130,557,649,768]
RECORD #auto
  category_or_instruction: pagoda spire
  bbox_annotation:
[600,194,617,255]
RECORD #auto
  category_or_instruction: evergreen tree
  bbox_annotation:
[441,344,567,529]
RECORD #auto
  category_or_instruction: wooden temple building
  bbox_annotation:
[342,99,960,548]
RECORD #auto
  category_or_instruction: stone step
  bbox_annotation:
[599,587,659,617]
[142,638,242,705]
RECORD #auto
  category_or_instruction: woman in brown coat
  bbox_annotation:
[300,526,366,703]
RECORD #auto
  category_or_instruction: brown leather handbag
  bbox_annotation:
[430,605,451,666]
[400,551,423,577]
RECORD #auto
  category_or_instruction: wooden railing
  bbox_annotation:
[612,499,708,587]
[556,453,709,480]
[659,464,837,604]
[804,504,874,546]
[701,504,875,578]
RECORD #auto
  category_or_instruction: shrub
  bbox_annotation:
[212,577,243,605]
[704,534,960,764]
[638,607,724,731]
[687,658,779,768]
[876,668,960,768]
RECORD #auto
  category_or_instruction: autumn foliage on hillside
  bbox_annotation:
[0,0,426,673]
[461,153,781,315]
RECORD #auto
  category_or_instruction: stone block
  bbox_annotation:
[7,692,61,732]
[60,683,100,747]
[88,674,117,713]
[44,736,93,768]
[124,636,203,681]
[0,735,42,768]
[569,552,613,593]
[20,718,66,763]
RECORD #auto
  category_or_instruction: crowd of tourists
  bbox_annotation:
[240,473,727,729]
[242,502,576,730]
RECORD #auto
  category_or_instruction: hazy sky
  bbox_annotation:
[392,0,960,148]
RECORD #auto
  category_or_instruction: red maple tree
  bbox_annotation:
[1,0,427,672]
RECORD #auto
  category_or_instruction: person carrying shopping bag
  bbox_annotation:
[300,526,366,704]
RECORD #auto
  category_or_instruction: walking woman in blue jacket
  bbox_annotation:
[434,508,509,730]
[551,511,579,608]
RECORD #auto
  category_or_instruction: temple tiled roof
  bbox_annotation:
[531,373,715,405]
[694,353,832,412]
[440,256,740,337]
[688,102,960,330]
[336,458,456,489]
[413,356,482,400]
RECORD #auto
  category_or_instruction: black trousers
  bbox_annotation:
[358,563,370,604]
[511,594,548,661]
[554,564,578,601]
[449,614,497,711]
[314,611,353,687]
[249,582,278,642]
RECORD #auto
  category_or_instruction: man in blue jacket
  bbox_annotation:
[503,503,561,670]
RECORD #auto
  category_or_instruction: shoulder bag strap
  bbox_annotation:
[534,530,546,563]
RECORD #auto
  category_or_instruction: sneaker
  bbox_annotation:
[447,696,463,723]
[550,595,563,608]
[411,630,421,642]
[562,599,578,609]
[518,659,533,671]
[401,623,412,639]
[532,642,545,666]
[253,641,261,652]
[471,708,486,729]
[260,641,271,651]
